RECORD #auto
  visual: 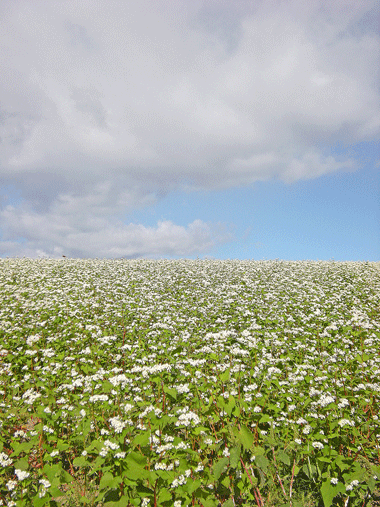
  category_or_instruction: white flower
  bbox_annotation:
[104,440,119,450]
[253,406,261,413]
[331,478,338,485]
[109,416,126,433]
[318,394,335,408]
[302,425,312,435]
[39,479,51,488]
[80,409,86,417]
[312,441,324,450]
[22,388,41,405]
[175,410,200,427]
[294,438,302,445]
[0,451,12,467]
[156,443,174,454]
[89,394,109,403]
[39,488,47,498]
[26,335,40,346]
[155,462,167,470]
[338,419,354,428]
[141,498,150,507]
[50,450,59,457]
[171,475,187,488]
[15,469,30,481]
[174,501,182,507]
[223,447,230,457]
[337,398,350,409]
[115,452,126,459]
[195,464,204,472]
[6,480,17,491]
[176,442,189,450]
[176,383,190,394]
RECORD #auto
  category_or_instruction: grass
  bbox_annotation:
[0,258,379,507]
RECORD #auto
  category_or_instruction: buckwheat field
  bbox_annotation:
[0,258,379,507]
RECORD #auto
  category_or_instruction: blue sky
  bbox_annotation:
[126,140,379,261]
[0,0,379,261]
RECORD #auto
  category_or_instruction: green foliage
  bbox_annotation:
[0,259,379,506]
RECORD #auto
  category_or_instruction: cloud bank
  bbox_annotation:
[0,0,379,257]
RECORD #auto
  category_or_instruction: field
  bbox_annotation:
[0,258,379,507]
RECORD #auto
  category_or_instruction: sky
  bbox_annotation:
[0,0,379,261]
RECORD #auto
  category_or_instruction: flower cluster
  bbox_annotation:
[175,407,201,427]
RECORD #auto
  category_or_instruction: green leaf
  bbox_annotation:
[222,499,235,507]
[183,479,202,495]
[221,475,231,488]
[31,494,50,507]
[317,457,332,463]
[42,463,62,482]
[333,455,350,472]
[201,498,219,507]
[99,471,122,491]
[56,440,70,451]
[124,465,148,481]
[217,396,226,410]
[49,485,64,498]
[110,497,132,507]
[144,470,158,483]
[320,480,338,507]
[213,457,229,480]
[255,455,269,472]
[127,451,147,466]
[239,425,255,450]
[220,368,230,382]
[11,440,34,456]
[230,444,241,468]
[101,380,114,393]
[367,475,376,493]
[277,450,290,466]
[158,489,172,502]
[14,458,29,470]
[225,396,236,416]
[193,426,211,435]
[73,455,88,467]
[163,386,177,400]
[252,446,265,456]
[132,432,150,447]
[302,463,317,479]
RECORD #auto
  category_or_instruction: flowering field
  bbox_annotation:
[0,258,379,507]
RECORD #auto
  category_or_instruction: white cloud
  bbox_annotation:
[0,201,233,259]
[0,0,379,257]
